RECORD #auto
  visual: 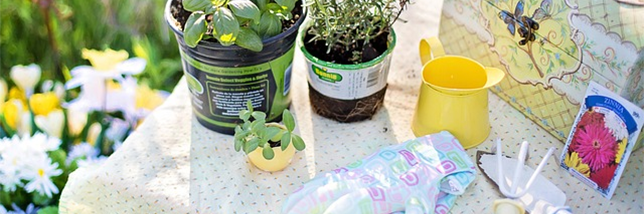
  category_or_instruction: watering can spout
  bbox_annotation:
[484,67,505,90]
[418,37,505,94]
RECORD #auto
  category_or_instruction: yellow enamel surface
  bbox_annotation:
[413,37,504,149]
[247,143,296,172]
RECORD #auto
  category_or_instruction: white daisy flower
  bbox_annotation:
[23,133,61,153]
[22,156,63,198]
[0,163,23,192]
[67,143,100,162]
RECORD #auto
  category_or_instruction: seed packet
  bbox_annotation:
[560,81,644,199]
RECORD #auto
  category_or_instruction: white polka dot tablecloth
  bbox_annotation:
[59,1,643,213]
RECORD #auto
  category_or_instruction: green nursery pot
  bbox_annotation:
[165,0,305,134]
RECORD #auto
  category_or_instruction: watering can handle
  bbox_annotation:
[419,37,446,65]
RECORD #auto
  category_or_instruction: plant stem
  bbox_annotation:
[38,0,62,81]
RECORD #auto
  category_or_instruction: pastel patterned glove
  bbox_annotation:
[282,131,477,214]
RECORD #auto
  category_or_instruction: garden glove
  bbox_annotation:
[282,131,476,214]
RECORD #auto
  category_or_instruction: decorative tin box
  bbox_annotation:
[438,0,644,148]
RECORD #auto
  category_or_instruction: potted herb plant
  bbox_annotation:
[301,0,409,122]
[234,100,305,172]
[165,0,305,134]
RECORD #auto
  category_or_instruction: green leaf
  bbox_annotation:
[229,0,261,22]
[234,138,243,152]
[236,28,263,52]
[266,3,291,19]
[250,119,266,133]
[256,0,268,11]
[182,0,212,12]
[0,123,6,139]
[0,115,16,137]
[282,109,295,132]
[270,130,284,142]
[48,149,67,169]
[263,127,282,141]
[37,206,58,214]
[251,111,266,121]
[242,121,251,130]
[280,132,291,151]
[212,0,227,7]
[244,137,260,154]
[32,192,52,206]
[262,144,275,160]
[234,128,249,140]
[275,0,296,11]
[183,12,208,48]
[266,3,285,13]
[205,5,218,14]
[292,134,305,151]
[239,109,250,121]
[212,7,240,46]
[256,11,282,38]
[246,100,254,111]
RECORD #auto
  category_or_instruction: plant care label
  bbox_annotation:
[305,54,392,100]
[180,47,294,132]
[559,81,644,199]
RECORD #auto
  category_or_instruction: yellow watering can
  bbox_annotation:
[411,37,505,149]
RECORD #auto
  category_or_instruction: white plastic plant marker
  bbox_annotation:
[478,138,572,214]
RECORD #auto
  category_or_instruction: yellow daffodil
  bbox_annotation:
[0,78,7,110]
[66,49,146,113]
[615,138,627,164]
[10,64,41,97]
[29,92,60,116]
[135,84,166,111]
[35,109,65,138]
[8,88,27,104]
[564,152,590,177]
[82,48,129,71]
[87,122,102,146]
[2,99,24,130]
[41,80,66,100]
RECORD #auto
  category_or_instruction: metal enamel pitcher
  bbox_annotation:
[411,37,505,149]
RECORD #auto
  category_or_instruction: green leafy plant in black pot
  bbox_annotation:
[166,0,304,134]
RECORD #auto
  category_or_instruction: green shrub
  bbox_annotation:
[0,0,183,92]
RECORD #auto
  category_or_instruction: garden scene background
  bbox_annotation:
[0,0,183,213]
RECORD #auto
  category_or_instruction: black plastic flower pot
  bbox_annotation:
[165,0,305,134]
[300,30,396,122]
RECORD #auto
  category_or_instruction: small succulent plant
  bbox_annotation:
[181,0,298,52]
[234,100,305,160]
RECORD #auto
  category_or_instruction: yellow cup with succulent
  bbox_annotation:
[234,100,306,172]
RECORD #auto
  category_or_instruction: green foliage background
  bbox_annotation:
[0,0,183,92]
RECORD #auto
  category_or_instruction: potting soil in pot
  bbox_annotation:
[302,32,394,122]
